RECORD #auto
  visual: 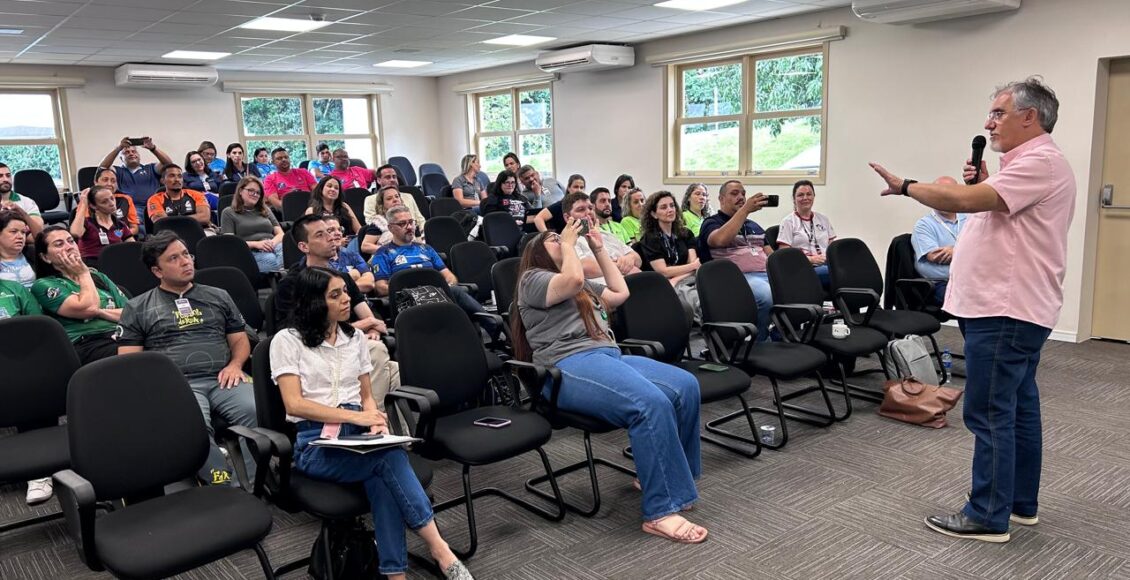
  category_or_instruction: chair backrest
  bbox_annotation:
[764,225,780,251]
[423,216,465,257]
[195,266,264,331]
[449,241,495,303]
[885,233,917,310]
[421,173,450,199]
[389,156,417,187]
[14,169,60,211]
[518,232,538,256]
[428,197,462,218]
[77,166,98,191]
[349,158,366,169]
[68,352,208,500]
[482,211,522,254]
[195,234,261,280]
[388,267,450,319]
[620,272,690,364]
[418,163,446,180]
[491,257,520,315]
[401,186,430,219]
[219,181,238,197]
[826,238,884,312]
[766,247,825,328]
[251,335,295,437]
[299,160,310,170]
[396,302,488,414]
[0,316,79,427]
[153,215,206,252]
[218,194,235,213]
[98,242,158,297]
[343,188,369,224]
[283,230,302,269]
[262,291,279,336]
[281,190,312,222]
[697,259,759,329]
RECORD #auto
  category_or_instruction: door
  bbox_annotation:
[1092,59,1130,341]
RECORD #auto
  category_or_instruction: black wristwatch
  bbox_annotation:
[900,179,917,196]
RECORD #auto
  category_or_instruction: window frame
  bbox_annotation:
[470,83,555,177]
[0,89,74,191]
[663,44,828,186]
[234,93,382,169]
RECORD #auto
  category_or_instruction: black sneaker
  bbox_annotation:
[965,492,1039,526]
[924,513,1010,543]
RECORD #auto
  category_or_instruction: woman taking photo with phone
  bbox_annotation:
[271,267,473,580]
[513,221,707,544]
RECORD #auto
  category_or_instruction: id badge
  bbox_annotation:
[98,230,110,245]
[320,423,342,439]
[174,298,194,316]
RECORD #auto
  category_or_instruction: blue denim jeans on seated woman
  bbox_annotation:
[252,246,284,273]
[552,347,701,521]
[294,404,434,575]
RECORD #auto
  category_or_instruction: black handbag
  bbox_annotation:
[394,284,451,315]
[308,520,382,580]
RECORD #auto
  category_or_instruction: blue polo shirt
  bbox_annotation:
[115,163,161,207]
[208,159,226,173]
[370,242,447,280]
[308,160,334,176]
[330,247,370,275]
[697,211,766,263]
[912,212,967,280]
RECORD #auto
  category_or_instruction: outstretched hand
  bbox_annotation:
[869,162,904,196]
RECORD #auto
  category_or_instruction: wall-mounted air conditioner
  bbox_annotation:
[114,64,219,89]
[535,44,634,74]
[852,0,1020,24]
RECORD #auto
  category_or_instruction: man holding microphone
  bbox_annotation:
[869,77,1074,543]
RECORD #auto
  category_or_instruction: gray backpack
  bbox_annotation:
[885,335,939,385]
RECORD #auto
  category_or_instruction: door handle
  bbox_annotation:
[1101,184,1130,210]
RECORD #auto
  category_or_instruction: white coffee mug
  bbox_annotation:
[832,322,851,339]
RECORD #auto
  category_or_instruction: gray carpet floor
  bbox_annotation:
[4,327,1130,580]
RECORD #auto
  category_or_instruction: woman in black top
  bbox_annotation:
[638,190,701,322]
[481,170,532,228]
[222,142,259,183]
[305,175,362,237]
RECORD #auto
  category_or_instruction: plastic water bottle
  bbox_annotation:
[759,424,777,445]
[942,348,953,371]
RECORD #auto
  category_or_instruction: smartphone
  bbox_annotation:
[128,137,145,146]
[339,434,384,441]
[578,218,590,236]
[764,194,780,208]
[699,363,730,372]
[473,417,512,428]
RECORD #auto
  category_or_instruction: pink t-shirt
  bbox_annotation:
[329,166,373,190]
[264,168,317,201]
[944,133,1075,329]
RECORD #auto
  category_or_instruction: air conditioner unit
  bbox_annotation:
[536,44,634,74]
[114,64,219,89]
[852,0,1020,24]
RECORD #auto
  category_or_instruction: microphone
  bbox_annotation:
[967,135,987,184]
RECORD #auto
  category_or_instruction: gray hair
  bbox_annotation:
[680,182,711,215]
[385,204,411,223]
[993,76,1059,133]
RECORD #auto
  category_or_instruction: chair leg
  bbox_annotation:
[525,431,636,517]
[253,542,277,580]
[702,394,763,458]
[924,333,951,384]
[433,448,566,560]
[828,354,888,404]
[0,511,64,534]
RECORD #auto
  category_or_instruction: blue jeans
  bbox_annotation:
[252,246,284,273]
[958,317,1051,532]
[932,280,949,307]
[448,284,499,337]
[294,413,434,575]
[553,347,701,521]
[743,272,774,342]
[813,264,830,289]
[187,377,258,486]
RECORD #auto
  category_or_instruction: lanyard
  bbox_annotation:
[931,213,960,242]
[796,212,821,254]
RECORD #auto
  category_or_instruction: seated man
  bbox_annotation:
[591,187,632,244]
[116,232,257,486]
[263,147,317,211]
[308,142,334,179]
[698,180,773,341]
[275,215,399,408]
[560,191,641,284]
[532,199,565,233]
[147,164,211,227]
[0,162,44,237]
[92,167,140,237]
[370,205,498,337]
[517,164,564,209]
[328,148,374,190]
[324,215,376,294]
[99,136,173,210]
[912,176,968,306]
[365,164,425,226]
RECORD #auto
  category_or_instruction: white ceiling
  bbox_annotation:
[0,0,851,76]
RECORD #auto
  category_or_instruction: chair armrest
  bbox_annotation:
[894,278,936,311]
[701,321,758,365]
[54,469,102,571]
[225,425,272,495]
[456,282,479,295]
[387,385,439,440]
[701,321,756,343]
[833,288,880,326]
[618,338,665,359]
[505,360,562,412]
[471,311,510,346]
[771,304,825,344]
[248,427,294,496]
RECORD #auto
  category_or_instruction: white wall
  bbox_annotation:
[435,0,1130,341]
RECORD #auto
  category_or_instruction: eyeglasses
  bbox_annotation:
[241,187,261,195]
[987,107,1031,122]
[502,181,517,187]
[390,219,416,228]
[545,233,561,243]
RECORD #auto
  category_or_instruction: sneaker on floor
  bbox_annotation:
[925,513,1010,543]
[26,478,53,505]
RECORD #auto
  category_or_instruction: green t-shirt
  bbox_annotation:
[0,279,42,320]
[600,219,633,245]
[31,271,128,342]
[620,216,641,243]
[683,210,703,236]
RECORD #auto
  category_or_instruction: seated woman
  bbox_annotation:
[451,154,486,212]
[514,222,707,544]
[611,174,635,222]
[0,207,36,289]
[618,187,646,243]
[680,182,710,236]
[777,180,836,287]
[183,150,222,211]
[252,147,276,177]
[360,185,407,255]
[199,140,225,174]
[481,170,532,228]
[306,175,363,237]
[638,191,701,323]
[270,267,473,580]
[70,185,135,267]
[220,176,284,273]
[31,225,128,365]
[222,142,259,184]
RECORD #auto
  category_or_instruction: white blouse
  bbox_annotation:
[778,211,836,255]
[270,327,374,422]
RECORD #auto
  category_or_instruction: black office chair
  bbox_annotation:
[219,181,239,197]
[491,257,520,322]
[768,248,890,412]
[385,267,482,324]
[389,156,417,187]
[764,225,780,251]
[77,166,98,191]
[517,232,538,256]
[282,231,303,269]
[299,160,310,170]
[153,215,207,253]
[418,162,446,180]
[429,197,462,219]
[696,260,834,449]
[421,173,450,200]
[218,194,235,214]
[15,169,68,224]
[98,242,157,297]
[424,215,466,261]
[401,186,431,219]
[826,238,948,383]
[449,241,496,304]
[348,158,367,169]
[885,233,965,375]
[0,317,78,534]
[54,352,275,579]
[343,188,370,225]
[196,234,275,289]
[195,266,265,332]
[393,302,565,559]
[482,211,522,257]
[281,190,312,222]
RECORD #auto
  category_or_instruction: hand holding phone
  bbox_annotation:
[764,194,780,208]
[578,218,590,236]
[128,137,145,146]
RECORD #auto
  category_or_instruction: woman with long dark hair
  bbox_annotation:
[481,169,532,228]
[305,175,362,237]
[271,267,472,580]
[512,222,707,544]
[69,185,134,265]
[639,190,701,323]
[679,183,710,236]
[222,142,259,183]
[184,150,222,210]
[611,174,635,221]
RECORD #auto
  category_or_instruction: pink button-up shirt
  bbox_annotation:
[329,166,374,190]
[944,133,1075,329]
[264,168,317,201]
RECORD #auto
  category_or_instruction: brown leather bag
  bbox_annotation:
[878,378,963,428]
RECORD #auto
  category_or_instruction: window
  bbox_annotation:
[237,94,380,169]
[472,85,553,176]
[666,46,827,184]
[0,91,71,188]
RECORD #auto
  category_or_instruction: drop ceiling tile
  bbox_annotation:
[188,0,283,17]
[654,10,737,24]
[553,1,643,16]
[271,5,365,21]
[124,32,211,43]
[380,0,475,17]
[603,4,682,20]
[505,10,587,26]
[486,0,578,9]
[302,0,399,10]
[140,22,228,36]
[51,19,156,34]
[446,5,535,21]
[0,13,65,26]
[567,14,643,29]
[73,4,175,21]
[608,19,683,33]
[344,11,431,27]
[537,25,601,39]
[467,21,549,34]
[0,0,82,17]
